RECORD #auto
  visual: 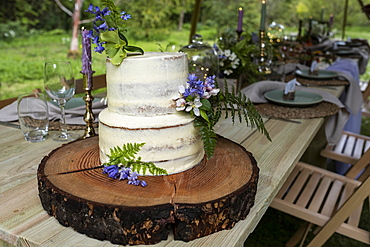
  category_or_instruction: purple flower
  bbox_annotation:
[85,4,111,20]
[101,7,111,16]
[86,30,94,39]
[94,43,105,53]
[103,165,147,186]
[119,167,131,180]
[140,180,148,187]
[120,11,131,20]
[103,165,119,179]
[128,171,146,186]
[187,74,198,81]
[95,15,105,22]
[97,22,108,31]
[86,3,96,14]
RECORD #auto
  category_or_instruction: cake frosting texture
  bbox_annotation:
[99,52,204,174]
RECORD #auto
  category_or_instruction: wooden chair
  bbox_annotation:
[270,149,370,247]
[0,97,17,109]
[320,131,370,165]
[362,80,370,117]
[75,74,106,94]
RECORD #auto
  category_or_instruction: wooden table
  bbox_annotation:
[0,86,344,247]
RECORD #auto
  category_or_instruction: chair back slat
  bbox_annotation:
[307,151,370,246]
[308,176,332,212]
[320,180,343,216]
[345,148,370,180]
[75,74,106,94]
[296,172,322,207]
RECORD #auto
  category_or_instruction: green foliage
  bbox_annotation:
[217,80,271,141]
[0,21,29,41]
[194,117,218,159]
[217,29,261,84]
[195,79,271,159]
[104,143,168,176]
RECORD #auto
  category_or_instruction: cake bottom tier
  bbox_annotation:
[99,109,204,174]
[37,136,259,245]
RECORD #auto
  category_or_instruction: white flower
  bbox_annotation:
[178,85,185,94]
[203,91,210,99]
[229,52,237,61]
[175,98,186,111]
[224,49,231,57]
[185,97,202,116]
[173,85,186,101]
[209,88,220,96]
[224,69,233,76]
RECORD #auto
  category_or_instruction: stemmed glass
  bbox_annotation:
[44,61,80,141]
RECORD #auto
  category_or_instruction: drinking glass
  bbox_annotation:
[44,61,80,141]
[17,92,49,142]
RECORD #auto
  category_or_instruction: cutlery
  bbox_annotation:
[263,115,301,124]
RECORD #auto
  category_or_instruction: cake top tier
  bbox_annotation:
[121,52,185,60]
[106,52,189,116]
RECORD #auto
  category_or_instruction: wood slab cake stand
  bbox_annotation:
[37,136,259,245]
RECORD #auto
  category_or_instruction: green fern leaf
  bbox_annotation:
[104,143,168,175]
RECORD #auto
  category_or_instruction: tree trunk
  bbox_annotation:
[68,0,84,58]
[178,10,184,31]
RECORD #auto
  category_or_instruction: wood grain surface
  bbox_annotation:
[37,136,259,245]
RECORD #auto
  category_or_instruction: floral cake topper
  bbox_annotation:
[85,0,144,65]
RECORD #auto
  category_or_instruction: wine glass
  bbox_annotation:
[44,61,80,141]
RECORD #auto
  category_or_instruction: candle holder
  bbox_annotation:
[236,30,243,41]
[81,73,96,139]
[257,29,271,75]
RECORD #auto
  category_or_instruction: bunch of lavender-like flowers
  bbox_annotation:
[174,74,220,120]
[85,0,143,65]
[103,165,147,187]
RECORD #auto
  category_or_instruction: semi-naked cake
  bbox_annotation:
[99,52,205,174]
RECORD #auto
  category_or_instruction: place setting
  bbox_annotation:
[293,60,350,87]
[0,60,106,142]
[240,78,352,145]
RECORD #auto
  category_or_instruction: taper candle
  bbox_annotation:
[321,7,325,22]
[81,28,93,89]
[329,14,334,27]
[260,0,266,30]
[237,7,244,32]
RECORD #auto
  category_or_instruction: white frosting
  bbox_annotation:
[106,52,188,116]
[99,52,204,175]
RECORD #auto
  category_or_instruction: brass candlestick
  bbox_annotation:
[82,73,96,139]
[257,29,271,75]
[236,30,243,42]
